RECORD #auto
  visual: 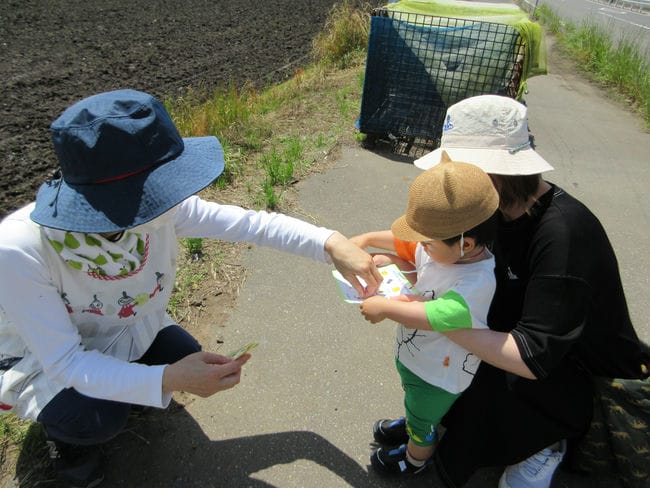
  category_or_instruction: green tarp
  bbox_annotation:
[384,0,547,94]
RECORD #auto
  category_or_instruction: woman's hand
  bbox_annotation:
[162,351,251,397]
[325,232,383,297]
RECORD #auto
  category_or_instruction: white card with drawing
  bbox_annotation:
[332,264,416,304]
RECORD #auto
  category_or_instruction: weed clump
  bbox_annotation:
[312,0,373,68]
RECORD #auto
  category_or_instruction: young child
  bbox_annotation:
[352,151,499,478]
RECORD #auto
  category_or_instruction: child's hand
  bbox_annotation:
[393,294,427,303]
[372,253,394,267]
[360,296,389,323]
[349,234,370,250]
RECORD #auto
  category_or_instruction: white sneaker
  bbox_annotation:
[498,440,567,488]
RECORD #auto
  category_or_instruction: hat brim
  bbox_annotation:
[391,215,434,242]
[31,136,224,232]
[414,146,554,175]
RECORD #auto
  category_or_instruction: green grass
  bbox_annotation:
[524,2,650,127]
[312,0,373,68]
[162,1,373,212]
[0,415,31,447]
[183,237,204,258]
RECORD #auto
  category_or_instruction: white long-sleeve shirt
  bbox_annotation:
[0,196,334,420]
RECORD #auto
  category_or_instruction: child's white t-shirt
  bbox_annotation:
[394,240,496,394]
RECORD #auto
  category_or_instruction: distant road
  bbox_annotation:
[523,0,650,58]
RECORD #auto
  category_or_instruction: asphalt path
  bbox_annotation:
[163,39,650,488]
[96,2,649,487]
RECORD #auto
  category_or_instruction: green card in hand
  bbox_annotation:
[228,342,259,359]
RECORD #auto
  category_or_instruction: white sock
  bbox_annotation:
[406,448,427,467]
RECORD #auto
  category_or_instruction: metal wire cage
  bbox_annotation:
[358,8,525,155]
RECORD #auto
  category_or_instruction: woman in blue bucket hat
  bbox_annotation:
[0,89,382,487]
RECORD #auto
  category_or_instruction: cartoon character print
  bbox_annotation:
[443,114,454,132]
[82,294,104,315]
[87,265,104,276]
[117,291,137,318]
[150,272,165,298]
[61,293,73,313]
[396,327,427,358]
[419,288,435,300]
[114,272,165,319]
[0,357,24,411]
[396,287,436,358]
[461,352,480,376]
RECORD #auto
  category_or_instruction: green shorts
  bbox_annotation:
[396,359,461,447]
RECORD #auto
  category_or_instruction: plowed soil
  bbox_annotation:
[0,0,377,219]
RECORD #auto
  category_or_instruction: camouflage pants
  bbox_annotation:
[568,376,650,488]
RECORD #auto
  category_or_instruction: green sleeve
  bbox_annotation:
[424,290,472,332]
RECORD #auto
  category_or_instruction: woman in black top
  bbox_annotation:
[410,95,649,488]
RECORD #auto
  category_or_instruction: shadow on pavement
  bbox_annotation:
[83,401,444,487]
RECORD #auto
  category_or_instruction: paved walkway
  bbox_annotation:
[182,52,648,487]
[104,35,649,488]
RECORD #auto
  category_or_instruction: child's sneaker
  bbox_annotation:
[129,404,152,417]
[373,417,409,446]
[498,440,566,488]
[370,443,432,477]
[46,438,105,488]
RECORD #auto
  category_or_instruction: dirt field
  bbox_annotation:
[0,0,379,219]
[1,2,385,486]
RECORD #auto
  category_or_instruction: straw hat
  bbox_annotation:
[392,151,499,241]
[414,95,554,175]
[31,89,224,232]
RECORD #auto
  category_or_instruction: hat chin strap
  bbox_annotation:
[459,233,464,258]
[48,173,64,218]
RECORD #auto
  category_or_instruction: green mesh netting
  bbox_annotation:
[358,1,545,149]
[386,0,547,81]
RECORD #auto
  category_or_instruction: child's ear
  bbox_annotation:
[462,236,477,253]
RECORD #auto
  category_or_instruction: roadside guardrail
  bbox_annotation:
[520,0,650,14]
[596,0,650,13]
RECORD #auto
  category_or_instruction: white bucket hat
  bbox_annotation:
[414,95,554,175]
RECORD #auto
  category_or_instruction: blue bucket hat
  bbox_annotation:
[30,89,224,233]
